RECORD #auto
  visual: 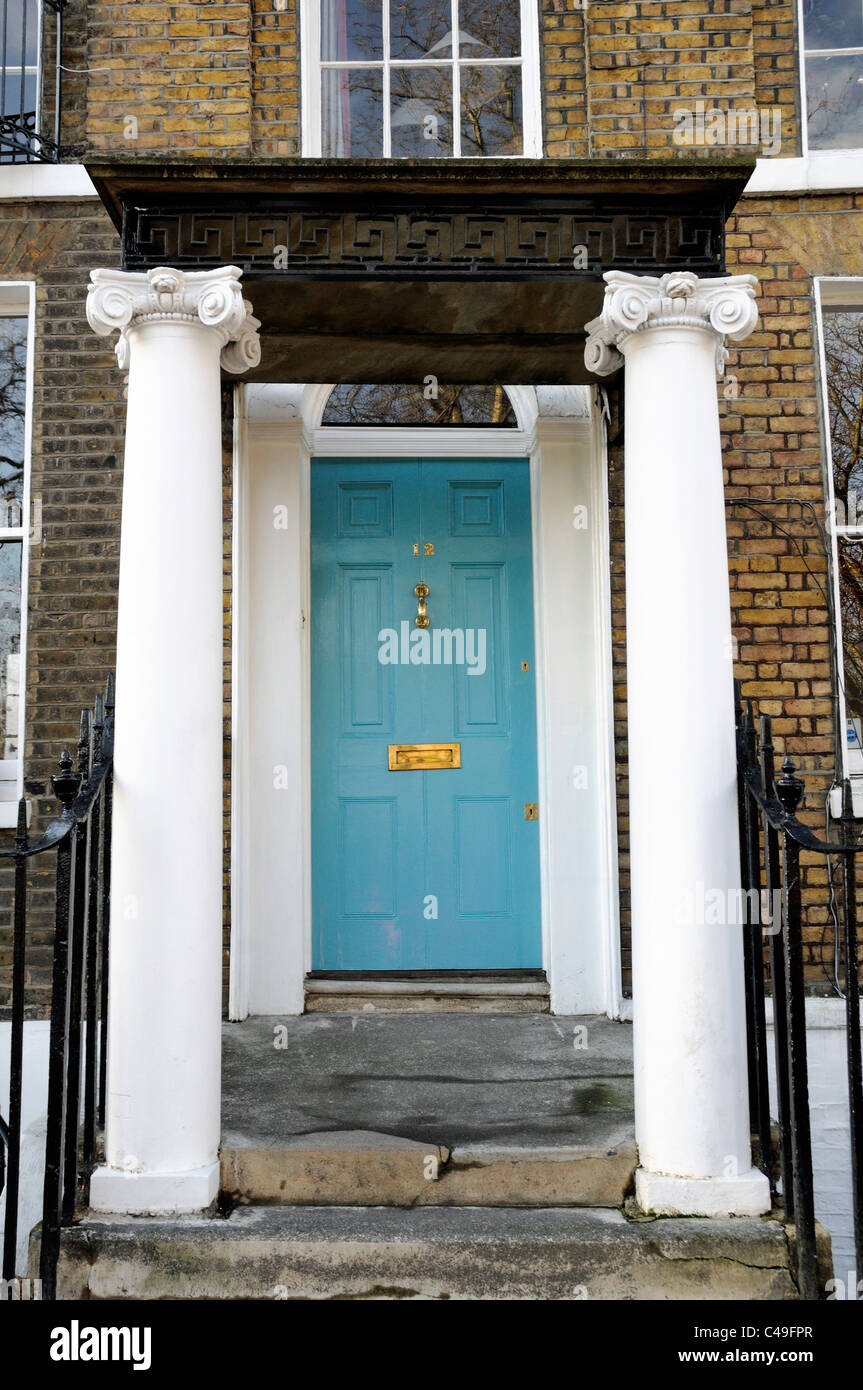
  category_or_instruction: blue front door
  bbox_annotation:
[311,458,541,970]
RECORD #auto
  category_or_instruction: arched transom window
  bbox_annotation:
[302,1,541,158]
[322,383,517,426]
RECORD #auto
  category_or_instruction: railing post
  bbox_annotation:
[841,777,863,1278]
[1,798,29,1283]
[735,684,758,1133]
[98,673,115,1128]
[760,713,795,1219]
[777,755,818,1299]
[39,749,80,1301]
[740,699,771,1171]
[82,695,104,1202]
[60,712,91,1224]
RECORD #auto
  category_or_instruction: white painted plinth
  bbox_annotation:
[636,1166,770,1218]
[89,1162,220,1216]
[587,271,769,1217]
[86,267,259,1214]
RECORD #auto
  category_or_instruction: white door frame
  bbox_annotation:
[230,383,622,1018]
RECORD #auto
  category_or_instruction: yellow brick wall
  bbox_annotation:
[252,0,300,157]
[752,0,801,156]
[86,2,253,155]
[585,0,756,157]
[540,0,590,157]
[81,2,806,163]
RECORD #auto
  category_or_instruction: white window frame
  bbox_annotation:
[797,0,863,158]
[814,277,863,800]
[299,0,542,158]
[0,281,34,828]
[0,0,44,138]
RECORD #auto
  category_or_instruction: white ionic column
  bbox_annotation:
[585,271,770,1216]
[86,267,260,1213]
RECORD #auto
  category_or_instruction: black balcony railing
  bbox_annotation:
[0,0,67,163]
[736,681,863,1300]
[0,678,113,1300]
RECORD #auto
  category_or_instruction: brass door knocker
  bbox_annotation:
[414,582,430,628]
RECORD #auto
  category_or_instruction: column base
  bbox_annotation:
[635,1166,771,1217]
[89,1161,219,1215]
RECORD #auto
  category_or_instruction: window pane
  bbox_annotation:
[825,310,863,723]
[825,310,863,518]
[322,68,383,156]
[0,317,27,517]
[460,66,522,155]
[806,54,863,148]
[389,1,451,60]
[321,0,383,61]
[803,0,863,51]
[839,536,863,725]
[391,67,453,157]
[322,383,517,425]
[4,1,40,68]
[459,0,521,57]
[0,540,21,758]
[1,71,37,117]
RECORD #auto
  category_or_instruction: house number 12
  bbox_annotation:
[412,542,435,556]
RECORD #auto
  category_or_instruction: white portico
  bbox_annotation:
[83,262,769,1221]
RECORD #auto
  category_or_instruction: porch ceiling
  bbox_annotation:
[87,157,754,385]
[241,278,604,385]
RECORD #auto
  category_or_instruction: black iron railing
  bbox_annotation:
[0,0,67,163]
[0,677,113,1300]
[736,681,863,1300]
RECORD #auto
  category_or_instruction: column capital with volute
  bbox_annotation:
[584,270,759,378]
[87,265,261,374]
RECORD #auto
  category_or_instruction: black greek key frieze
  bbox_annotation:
[123,195,727,279]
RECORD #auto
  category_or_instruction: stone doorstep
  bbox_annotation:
[219,1128,638,1208]
[303,980,551,1014]
[53,1206,802,1302]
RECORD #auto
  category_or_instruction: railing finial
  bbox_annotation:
[776,753,805,820]
[52,749,81,812]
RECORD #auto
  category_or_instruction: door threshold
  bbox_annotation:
[304,972,550,1015]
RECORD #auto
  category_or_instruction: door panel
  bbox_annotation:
[311,457,541,970]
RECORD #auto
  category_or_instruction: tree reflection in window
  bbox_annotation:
[322,383,517,426]
[0,316,26,517]
[802,0,863,150]
[825,310,863,724]
[320,0,524,157]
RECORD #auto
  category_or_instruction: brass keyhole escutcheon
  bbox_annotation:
[414,581,430,628]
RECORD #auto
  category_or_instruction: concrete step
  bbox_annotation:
[55,1205,800,1301]
[221,1013,636,1206]
[304,978,550,1013]
[220,1121,638,1207]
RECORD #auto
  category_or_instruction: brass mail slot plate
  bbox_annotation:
[388,742,461,771]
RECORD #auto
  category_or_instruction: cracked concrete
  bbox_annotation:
[219,1013,637,1206]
